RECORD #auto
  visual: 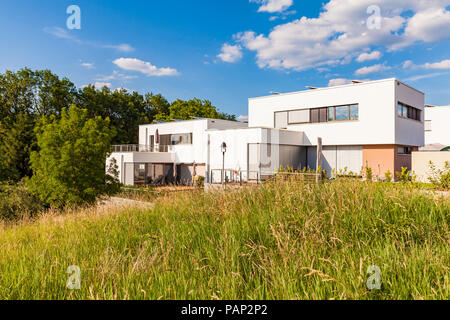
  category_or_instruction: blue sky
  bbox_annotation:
[1,0,449,119]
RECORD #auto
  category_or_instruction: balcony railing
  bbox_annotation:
[111,144,172,153]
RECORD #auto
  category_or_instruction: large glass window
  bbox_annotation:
[349,104,359,120]
[275,103,358,126]
[335,106,349,121]
[171,133,192,145]
[274,111,288,128]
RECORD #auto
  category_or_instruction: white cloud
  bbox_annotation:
[390,7,450,50]
[44,26,135,52]
[113,58,179,76]
[356,51,382,62]
[328,78,352,86]
[217,44,243,63]
[95,70,137,81]
[404,72,447,82]
[93,82,111,89]
[402,60,415,69]
[80,62,95,69]
[424,59,450,69]
[102,44,135,53]
[250,0,293,13]
[235,0,450,72]
[237,115,249,122]
[355,64,390,75]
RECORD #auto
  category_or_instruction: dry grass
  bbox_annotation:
[0,179,449,300]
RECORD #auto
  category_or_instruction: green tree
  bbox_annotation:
[154,98,235,122]
[0,68,77,182]
[29,105,119,208]
[0,113,35,181]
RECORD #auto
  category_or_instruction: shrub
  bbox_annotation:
[428,161,450,190]
[385,170,392,182]
[0,180,45,220]
[193,175,205,187]
[29,105,119,208]
[365,166,373,181]
[395,167,411,183]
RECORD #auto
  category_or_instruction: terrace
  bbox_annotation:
[111,144,172,153]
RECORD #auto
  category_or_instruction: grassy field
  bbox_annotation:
[0,179,448,300]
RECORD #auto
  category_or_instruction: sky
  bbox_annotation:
[1,0,450,119]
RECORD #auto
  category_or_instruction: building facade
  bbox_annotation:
[249,78,424,178]
[423,105,450,150]
[107,78,426,185]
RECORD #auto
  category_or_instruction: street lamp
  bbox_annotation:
[221,142,227,186]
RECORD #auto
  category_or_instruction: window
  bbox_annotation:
[424,120,432,132]
[319,108,327,122]
[349,104,359,120]
[171,133,193,145]
[276,104,359,127]
[326,104,359,122]
[274,111,288,128]
[310,108,319,123]
[159,133,192,145]
[335,106,349,121]
[310,107,328,123]
[328,107,335,121]
[398,102,421,121]
[398,147,412,155]
[288,109,310,124]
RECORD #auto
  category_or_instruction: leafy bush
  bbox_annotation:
[29,105,119,208]
[0,181,45,220]
[384,170,392,182]
[428,161,450,190]
[395,167,411,183]
[193,175,205,187]
[364,166,373,181]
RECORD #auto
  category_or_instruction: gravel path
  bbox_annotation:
[98,197,155,210]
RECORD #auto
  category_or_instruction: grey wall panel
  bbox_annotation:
[336,146,363,174]
[322,146,337,176]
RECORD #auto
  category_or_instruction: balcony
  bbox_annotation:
[111,144,172,153]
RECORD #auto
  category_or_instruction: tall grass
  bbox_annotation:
[0,179,448,300]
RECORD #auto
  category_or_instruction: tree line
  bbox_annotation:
[0,68,235,183]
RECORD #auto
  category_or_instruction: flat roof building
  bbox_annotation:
[107,78,428,185]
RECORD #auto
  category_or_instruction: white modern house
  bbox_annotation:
[423,105,450,150]
[107,78,426,185]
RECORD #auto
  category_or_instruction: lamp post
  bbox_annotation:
[221,142,227,186]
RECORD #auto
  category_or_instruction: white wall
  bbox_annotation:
[412,151,450,182]
[424,106,450,146]
[106,152,175,185]
[207,128,304,178]
[249,78,424,147]
[139,119,247,165]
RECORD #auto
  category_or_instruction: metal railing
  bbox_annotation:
[209,169,322,184]
[111,144,172,153]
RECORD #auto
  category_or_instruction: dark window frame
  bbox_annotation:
[398,102,421,122]
[398,146,412,155]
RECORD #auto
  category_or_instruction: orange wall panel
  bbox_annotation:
[362,145,395,178]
